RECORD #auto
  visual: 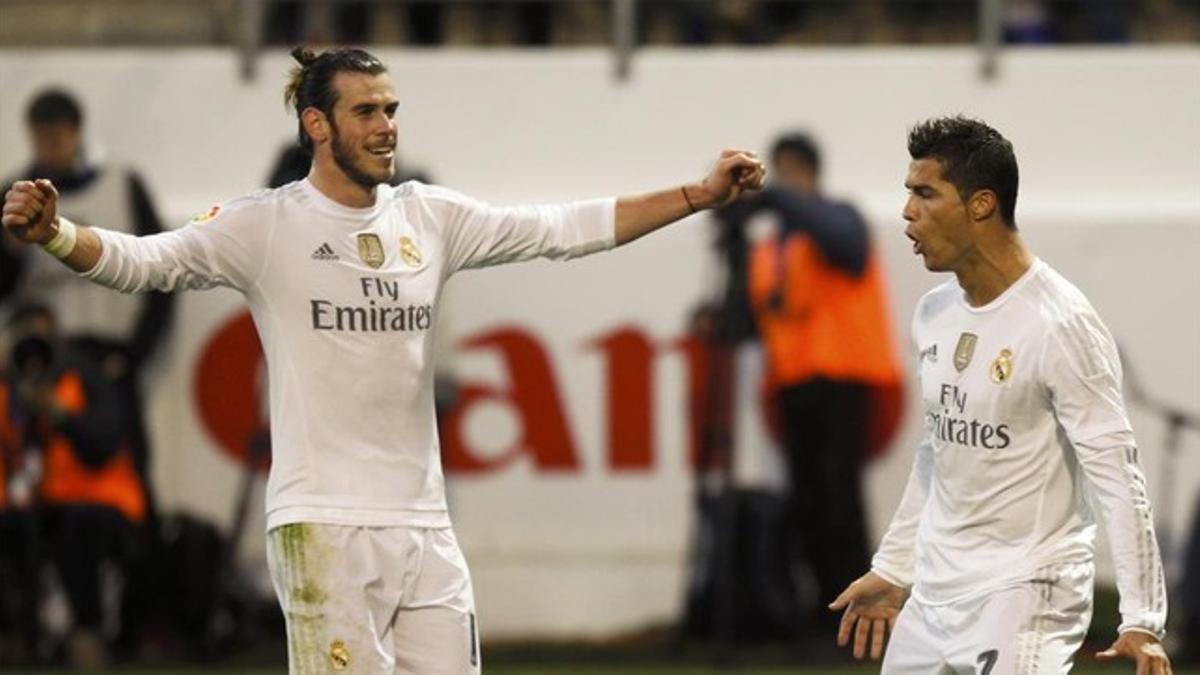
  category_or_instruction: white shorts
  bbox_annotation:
[266,523,480,675]
[882,562,1093,674]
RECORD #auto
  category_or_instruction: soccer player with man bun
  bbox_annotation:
[829,116,1172,674]
[2,47,766,674]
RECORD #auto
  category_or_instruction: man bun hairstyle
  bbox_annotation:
[284,46,388,152]
[908,115,1020,229]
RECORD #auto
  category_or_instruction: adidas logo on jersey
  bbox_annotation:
[920,343,938,364]
[312,243,339,261]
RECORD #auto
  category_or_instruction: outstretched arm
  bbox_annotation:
[614,149,765,246]
[434,149,765,274]
[4,179,266,294]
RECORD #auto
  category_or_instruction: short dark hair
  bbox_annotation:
[26,89,83,128]
[908,116,1019,228]
[771,132,821,175]
[284,47,388,152]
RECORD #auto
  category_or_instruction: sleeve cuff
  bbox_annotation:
[597,196,617,249]
[871,564,912,589]
[77,227,111,279]
[1117,625,1165,641]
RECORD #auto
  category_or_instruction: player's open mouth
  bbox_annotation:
[368,147,394,158]
[906,232,922,255]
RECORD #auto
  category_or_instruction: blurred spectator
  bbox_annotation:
[0,304,147,669]
[404,1,447,46]
[1051,0,1131,42]
[639,1,717,45]
[265,143,313,189]
[1004,0,1054,43]
[0,402,40,666]
[263,1,552,47]
[489,2,555,46]
[721,132,903,635]
[1,88,173,511]
[265,0,439,45]
[264,0,372,45]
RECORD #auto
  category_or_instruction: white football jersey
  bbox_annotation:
[82,179,615,531]
[872,259,1166,637]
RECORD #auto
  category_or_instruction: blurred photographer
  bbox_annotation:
[2,89,173,522]
[0,332,41,666]
[0,304,145,670]
[716,132,904,639]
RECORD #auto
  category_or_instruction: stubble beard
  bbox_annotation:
[330,121,394,190]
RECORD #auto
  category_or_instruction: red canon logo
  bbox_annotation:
[191,311,898,474]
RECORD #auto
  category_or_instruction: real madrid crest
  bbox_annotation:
[399,236,422,268]
[356,233,385,269]
[990,348,1014,383]
[953,332,977,372]
[329,639,350,670]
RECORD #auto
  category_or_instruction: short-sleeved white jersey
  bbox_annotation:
[82,179,615,531]
[872,259,1166,637]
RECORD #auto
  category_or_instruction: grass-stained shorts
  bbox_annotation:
[267,523,480,674]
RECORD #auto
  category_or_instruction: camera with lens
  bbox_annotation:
[9,332,57,386]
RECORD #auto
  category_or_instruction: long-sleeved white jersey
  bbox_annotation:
[81,179,615,531]
[871,259,1167,638]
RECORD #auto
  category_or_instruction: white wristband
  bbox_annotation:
[42,217,78,259]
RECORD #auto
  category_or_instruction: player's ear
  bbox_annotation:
[301,107,329,146]
[967,189,997,223]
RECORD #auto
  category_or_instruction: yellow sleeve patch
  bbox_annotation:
[189,204,221,224]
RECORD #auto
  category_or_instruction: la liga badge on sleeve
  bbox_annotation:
[189,204,221,224]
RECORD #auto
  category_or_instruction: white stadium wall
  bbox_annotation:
[0,48,1197,639]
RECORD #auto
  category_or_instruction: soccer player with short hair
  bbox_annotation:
[2,47,766,674]
[829,116,1172,673]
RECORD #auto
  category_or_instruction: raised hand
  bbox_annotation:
[3,179,60,245]
[693,149,767,208]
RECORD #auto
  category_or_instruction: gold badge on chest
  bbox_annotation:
[954,332,978,372]
[990,348,1014,383]
[356,233,385,269]
[399,236,422,268]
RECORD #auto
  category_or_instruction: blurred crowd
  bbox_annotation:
[1,0,1198,48]
[0,89,264,670]
[262,0,1180,46]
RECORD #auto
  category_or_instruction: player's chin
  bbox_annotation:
[376,160,396,179]
[920,253,947,272]
[364,164,395,186]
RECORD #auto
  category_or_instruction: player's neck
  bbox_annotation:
[954,229,1034,307]
[307,160,377,209]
